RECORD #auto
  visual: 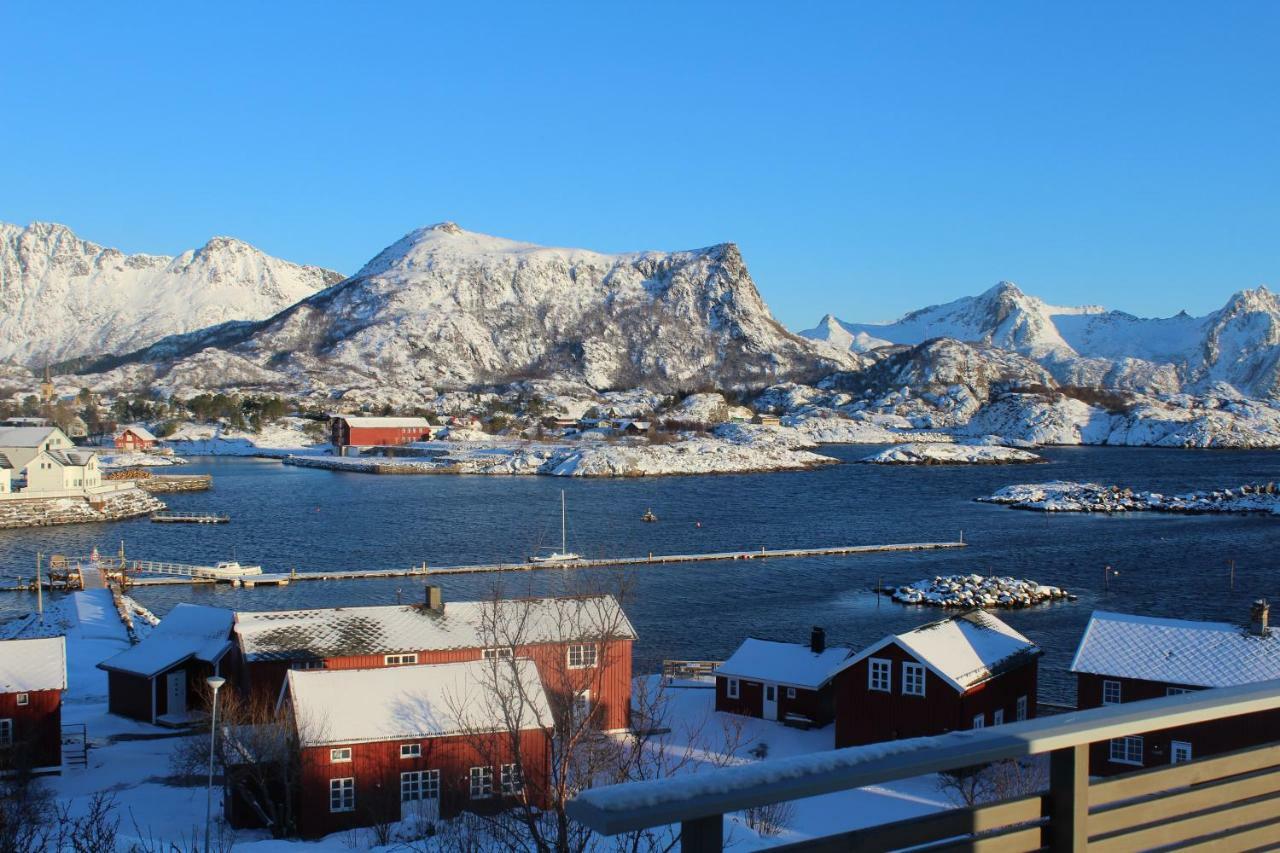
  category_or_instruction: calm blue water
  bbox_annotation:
[2,446,1278,704]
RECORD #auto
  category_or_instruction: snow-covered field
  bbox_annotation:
[861,443,1043,465]
[97,452,188,469]
[165,418,330,457]
[979,481,1280,515]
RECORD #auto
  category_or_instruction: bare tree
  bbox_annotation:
[938,757,1048,808]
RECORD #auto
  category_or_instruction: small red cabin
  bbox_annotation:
[0,635,67,774]
[714,629,849,727]
[833,611,1040,748]
[114,425,158,451]
[329,416,433,452]
[1071,604,1280,776]
[276,659,552,839]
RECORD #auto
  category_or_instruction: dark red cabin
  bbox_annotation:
[0,635,67,774]
[329,416,434,453]
[714,628,849,727]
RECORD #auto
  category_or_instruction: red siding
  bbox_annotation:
[296,729,551,838]
[114,429,155,450]
[714,676,834,726]
[0,688,62,771]
[107,671,154,722]
[330,419,433,449]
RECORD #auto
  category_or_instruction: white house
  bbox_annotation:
[0,452,12,494]
[24,450,101,494]
[0,426,73,471]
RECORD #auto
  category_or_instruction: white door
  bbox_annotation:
[166,670,187,716]
[762,683,778,721]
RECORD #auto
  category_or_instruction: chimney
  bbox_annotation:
[810,626,826,654]
[1251,599,1270,637]
[425,585,444,612]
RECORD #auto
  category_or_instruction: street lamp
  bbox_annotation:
[205,675,226,853]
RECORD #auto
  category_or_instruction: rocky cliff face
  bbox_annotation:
[0,222,343,366]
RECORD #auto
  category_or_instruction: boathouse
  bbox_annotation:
[329,416,433,453]
[0,425,74,471]
[114,425,158,451]
[832,611,1041,747]
[273,659,552,838]
[714,629,849,726]
[98,604,235,725]
[1071,604,1280,775]
[233,591,635,731]
[0,635,67,774]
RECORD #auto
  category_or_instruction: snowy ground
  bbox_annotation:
[165,418,330,457]
[861,442,1043,465]
[97,452,189,468]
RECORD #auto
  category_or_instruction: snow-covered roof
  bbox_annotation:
[0,426,61,448]
[842,611,1041,693]
[286,658,551,746]
[98,603,234,678]
[119,425,158,442]
[0,636,67,692]
[715,638,851,690]
[236,595,636,662]
[1070,610,1280,688]
[333,416,430,428]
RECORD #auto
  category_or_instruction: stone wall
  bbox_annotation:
[0,487,166,529]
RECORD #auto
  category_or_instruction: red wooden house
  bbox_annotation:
[714,628,849,727]
[98,604,235,725]
[833,611,1041,748]
[329,416,433,453]
[114,425,158,451]
[1071,603,1280,776]
[232,589,635,732]
[277,659,552,838]
[0,635,67,774]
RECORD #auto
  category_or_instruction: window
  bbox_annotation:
[1166,687,1194,696]
[726,678,739,699]
[1102,680,1122,705]
[0,719,11,747]
[902,662,926,696]
[765,685,776,702]
[868,658,892,692]
[501,763,522,794]
[384,653,418,666]
[483,647,513,660]
[786,687,797,699]
[401,769,439,801]
[1109,736,1144,766]
[972,713,985,729]
[470,765,494,799]
[400,743,421,759]
[567,644,597,669]
[329,777,355,812]
[291,660,324,671]
[572,689,591,723]
[1171,741,1193,764]
[330,747,352,763]
[16,693,28,707]
[993,708,1004,726]
[1016,695,1028,721]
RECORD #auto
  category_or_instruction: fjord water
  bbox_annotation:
[2,446,1277,704]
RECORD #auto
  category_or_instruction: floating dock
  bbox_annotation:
[150,512,230,524]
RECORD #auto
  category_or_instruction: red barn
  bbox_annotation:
[279,659,552,838]
[98,604,235,725]
[114,425,158,451]
[232,590,635,732]
[714,629,849,727]
[0,635,67,774]
[329,416,433,453]
[1071,603,1280,776]
[833,611,1041,747]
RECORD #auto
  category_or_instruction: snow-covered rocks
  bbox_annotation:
[892,574,1070,608]
[980,481,1280,515]
[97,452,188,468]
[861,443,1043,465]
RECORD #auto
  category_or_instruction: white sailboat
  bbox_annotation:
[529,490,581,563]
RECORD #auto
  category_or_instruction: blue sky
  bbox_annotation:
[2,2,1276,329]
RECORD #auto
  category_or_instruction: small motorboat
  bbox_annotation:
[641,509,658,523]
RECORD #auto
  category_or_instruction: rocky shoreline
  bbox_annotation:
[979,481,1280,515]
[891,574,1072,608]
[0,487,166,529]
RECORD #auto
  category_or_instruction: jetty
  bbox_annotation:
[150,512,230,524]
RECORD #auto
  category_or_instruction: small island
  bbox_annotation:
[861,442,1043,465]
[978,481,1280,515]
[891,574,1072,608]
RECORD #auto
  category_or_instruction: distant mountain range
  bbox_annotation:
[802,281,1280,399]
[0,221,344,367]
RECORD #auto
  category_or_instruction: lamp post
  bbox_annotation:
[205,675,226,852]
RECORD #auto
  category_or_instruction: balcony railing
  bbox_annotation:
[567,678,1280,851]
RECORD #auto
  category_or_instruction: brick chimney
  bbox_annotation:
[1251,599,1270,637]
[425,585,444,612]
[810,626,826,654]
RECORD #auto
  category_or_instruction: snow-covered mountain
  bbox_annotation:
[804,282,1280,399]
[0,222,344,366]
[85,223,855,395]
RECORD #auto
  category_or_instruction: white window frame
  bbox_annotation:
[400,743,421,759]
[1016,695,1028,721]
[470,765,494,799]
[330,747,352,763]
[972,713,985,729]
[1166,687,1193,696]
[401,769,439,802]
[902,662,926,697]
[993,708,1004,726]
[483,647,514,660]
[1102,680,1122,705]
[868,658,892,693]
[384,653,418,666]
[1109,736,1144,766]
[329,777,355,812]
[786,687,797,699]
[501,762,522,795]
[16,693,28,707]
[726,678,739,699]
[1171,740,1193,764]
[0,718,11,747]
[567,644,597,669]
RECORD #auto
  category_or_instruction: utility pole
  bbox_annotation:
[36,552,43,620]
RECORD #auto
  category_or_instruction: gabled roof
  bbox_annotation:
[333,416,430,428]
[0,426,62,448]
[286,658,551,746]
[715,638,850,690]
[841,611,1041,693]
[235,595,636,662]
[44,449,97,467]
[0,636,67,692]
[98,603,234,679]
[118,424,158,442]
[0,451,12,470]
[1070,610,1280,688]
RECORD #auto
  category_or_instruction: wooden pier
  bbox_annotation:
[150,512,230,524]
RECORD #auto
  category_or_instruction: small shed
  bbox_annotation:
[114,425,158,451]
[0,635,67,773]
[98,604,235,725]
[714,630,849,726]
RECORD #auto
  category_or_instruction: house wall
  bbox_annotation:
[296,729,551,839]
[0,429,72,471]
[0,688,62,771]
[24,455,99,493]
[107,671,154,722]
[714,676,834,725]
[330,420,432,449]
[0,468,9,493]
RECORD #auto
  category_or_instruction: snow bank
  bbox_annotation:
[861,443,1042,465]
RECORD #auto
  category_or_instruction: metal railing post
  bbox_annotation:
[1045,744,1089,851]
[681,814,723,852]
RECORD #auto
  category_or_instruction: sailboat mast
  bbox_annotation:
[561,490,567,553]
